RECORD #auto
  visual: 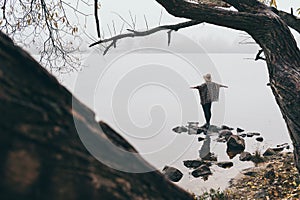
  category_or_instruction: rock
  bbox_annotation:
[263,148,277,156]
[244,171,257,177]
[216,137,227,143]
[172,126,188,133]
[264,168,275,180]
[226,149,243,159]
[183,160,204,169]
[221,125,234,130]
[247,132,260,137]
[191,165,212,178]
[0,32,193,200]
[246,133,255,137]
[227,135,245,151]
[277,143,288,147]
[162,166,183,182]
[272,147,284,152]
[239,133,247,138]
[197,128,205,134]
[254,189,268,199]
[202,152,218,161]
[236,128,244,133]
[219,130,233,140]
[239,151,252,161]
[198,137,205,142]
[207,125,221,133]
[216,161,233,169]
[256,137,264,142]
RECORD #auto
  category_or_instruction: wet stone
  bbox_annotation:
[239,151,252,161]
[191,165,212,178]
[221,125,234,130]
[217,161,233,169]
[172,126,188,133]
[162,166,183,182]
[183,160,204,169]
[237,128,244,133]
[227,135,245,152]
[263,148,276,156]
[219,130,233,140]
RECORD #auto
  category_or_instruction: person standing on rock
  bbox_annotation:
[190,73,228,129]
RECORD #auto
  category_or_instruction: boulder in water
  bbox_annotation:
[172,126,188,133]
[227,135,245,151]
[217,161,233,169]
[191,165,212,178]
[239,152,252,161]
[183,160,204,169]
[162,166,183,182]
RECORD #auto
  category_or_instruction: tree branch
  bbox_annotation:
[154,0,263,32]
[89,20,202,54]
[255,49,266,61]
[94,0,101,38]
[277,10,300,34]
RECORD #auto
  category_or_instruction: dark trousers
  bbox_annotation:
[201,102,212,124]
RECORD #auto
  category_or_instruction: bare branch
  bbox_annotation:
[255,49,266,61]
[89,20,202,54]
[158,9,163,26]
[144,15,149,30]
[94,0,101,38]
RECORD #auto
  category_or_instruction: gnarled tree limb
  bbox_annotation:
[277,10,300,34]
[89,20,202,54]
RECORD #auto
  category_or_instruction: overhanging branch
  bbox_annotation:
[89,20,202,54]
[277,10,300,34]
[154,0,263,32]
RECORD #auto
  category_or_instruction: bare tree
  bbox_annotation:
[0,0,99,73]
[90,0,300,173]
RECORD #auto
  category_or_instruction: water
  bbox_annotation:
[60,53,292,195]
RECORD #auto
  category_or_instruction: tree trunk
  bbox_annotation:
[0,32,193,200]
[249,11,300,172]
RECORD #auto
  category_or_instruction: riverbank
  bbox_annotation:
[224,152,299,199]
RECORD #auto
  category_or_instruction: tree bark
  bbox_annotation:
[249,12,300,173]
[0,32,193,200]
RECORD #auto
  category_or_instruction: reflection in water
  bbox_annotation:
[199,134,211,159]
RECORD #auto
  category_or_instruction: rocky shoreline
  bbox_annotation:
[224,152,300,199]
[168,123,299,199]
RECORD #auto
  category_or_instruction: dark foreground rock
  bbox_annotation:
[162,166,183,182]
[0,32,193,200]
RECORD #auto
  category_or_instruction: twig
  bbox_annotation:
[94,0,101,38]
[255,49,266,61]
[158,9,163,26]
[144,15,149,30]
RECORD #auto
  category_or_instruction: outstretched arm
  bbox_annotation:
[190,86,199,89]
[219,84,228,88]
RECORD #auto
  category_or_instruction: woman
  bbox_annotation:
[190,73,228,129]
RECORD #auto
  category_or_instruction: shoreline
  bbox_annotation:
[224,152,300,199]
